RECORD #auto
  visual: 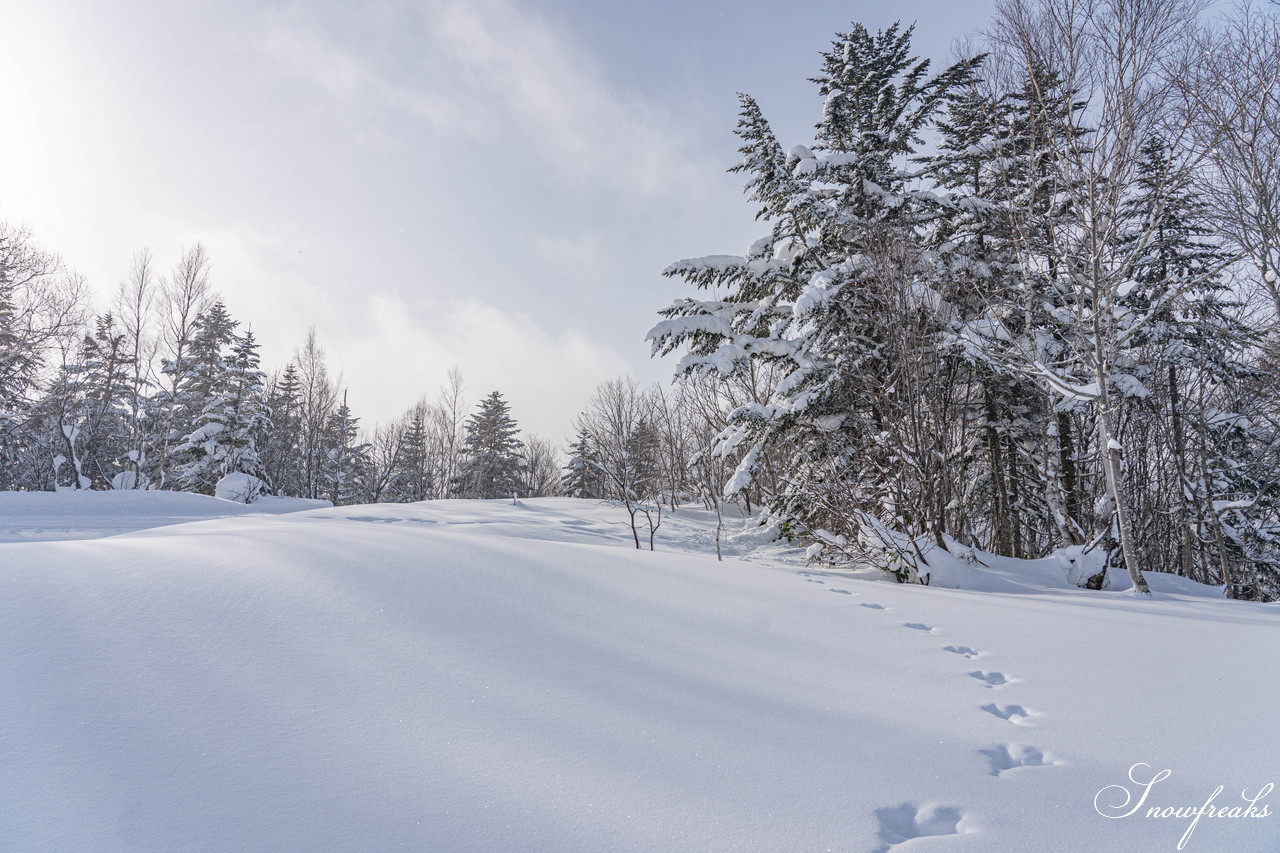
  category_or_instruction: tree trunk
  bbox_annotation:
[1057,412,1083,541]
[1167,364,1195,580]
[1096,390,1150,595]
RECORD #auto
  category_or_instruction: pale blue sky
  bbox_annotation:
[1,0,995,439]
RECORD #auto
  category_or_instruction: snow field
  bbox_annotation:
[0,492,1277,851]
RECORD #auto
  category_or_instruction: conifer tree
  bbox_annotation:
[161,301,237,487]
[651,22,982,577]
[562,428,607,499]
[322,391,369,506]
[175,328,271,494]
[0,266,35,429]
[453,391,525,500]
[1117,135,1266,589]
[262,364,303,496]
[33,314,134,489]
[395,403,433,502]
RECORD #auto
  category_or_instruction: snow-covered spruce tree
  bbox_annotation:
[393,401,433,502]
[161,300,236,488]
[562,428,607,499]
[1113,135,1259,587]
[650,22,981,580]
[77,314,134,486]
[261,363,304,496]
[923,83,1052,557]
[175,328,271,495]
[1238,336,1280,599]
[31,314,135,490]
[922,63,1099,558]
[1002,63,1099,557]
[321,390,370,506]
[452,391,525,500]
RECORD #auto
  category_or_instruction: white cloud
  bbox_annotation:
[259,0,711,202]
[259,24,368,103]
[525,228,615,290]
[334,294,632,440]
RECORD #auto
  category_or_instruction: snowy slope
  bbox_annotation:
[1,495,1277,852]
[0,489,329,543]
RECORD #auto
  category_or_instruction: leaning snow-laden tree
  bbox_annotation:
[650,22,982,579]
[452,391,525,500]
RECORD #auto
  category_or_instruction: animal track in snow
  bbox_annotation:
[828,588,854,595]
[805,578,826,584]
[903,622,935,632]
[347,516,437,525]
[969,670,1012,688]
[861,603,888,610]
[943,645,982,658]
[981,743,1055,776]
[874,802,966,852]
[981,703,1036,726]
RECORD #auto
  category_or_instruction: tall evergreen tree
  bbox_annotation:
[261,364,303,496]
[321,391,369,506]
[651,22,982,578]
[453,391,525,500]
[160,301,237,487]
[395,403,433,502]
[562,428,607,499]
[175,328,271,494]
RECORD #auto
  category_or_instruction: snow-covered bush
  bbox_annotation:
[215,472,265,504]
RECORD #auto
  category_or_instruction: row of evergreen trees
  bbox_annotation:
[651,6,1280,597]
[0,232,577,504]
[0,220,754,513]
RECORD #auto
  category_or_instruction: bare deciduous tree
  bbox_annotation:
[1177,2,1280,317]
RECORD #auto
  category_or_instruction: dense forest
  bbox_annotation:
[651,0,1280,597]
[2,0,1277,597]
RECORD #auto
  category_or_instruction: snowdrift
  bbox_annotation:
[0,489,329,543]
[1,494,1276,851]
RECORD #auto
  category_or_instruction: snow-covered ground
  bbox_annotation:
[1,492,1277,852]
[0,489,328,543]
